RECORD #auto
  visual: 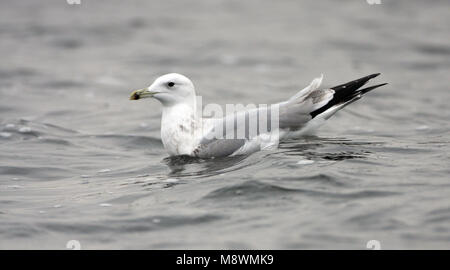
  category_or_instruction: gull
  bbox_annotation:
[130,73,386,158]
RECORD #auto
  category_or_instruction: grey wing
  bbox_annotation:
[193,106,270,158]
[193,109,256,158]
[193,92,332,158]
[193,74,385,158]
[279,88,335,129]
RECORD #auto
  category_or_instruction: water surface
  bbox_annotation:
[0,0,449,249]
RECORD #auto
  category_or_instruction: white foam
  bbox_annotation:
[18,126,31,133]
[0,132,11,138]
[163,178,179,183]
[415,125,429,130]
[297,159,315,165]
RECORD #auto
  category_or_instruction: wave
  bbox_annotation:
[201,180,399,201]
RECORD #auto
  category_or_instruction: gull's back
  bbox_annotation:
[192,73,386,158]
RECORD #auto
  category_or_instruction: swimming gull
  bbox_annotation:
[130,73,386,158]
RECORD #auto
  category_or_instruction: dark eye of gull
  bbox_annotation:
[167,82,175,87]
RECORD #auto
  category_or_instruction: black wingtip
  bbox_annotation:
[359,82,388,94]
[365,73,381,80]
[331,73,381,92]
[310,74,386,119]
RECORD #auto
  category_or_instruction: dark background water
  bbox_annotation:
[0,0,449,249]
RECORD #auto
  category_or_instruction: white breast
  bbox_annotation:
[160,104,198,156]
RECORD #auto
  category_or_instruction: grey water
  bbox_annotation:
[0,0,449,249]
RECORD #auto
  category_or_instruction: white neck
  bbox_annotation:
[160,100,200,156]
